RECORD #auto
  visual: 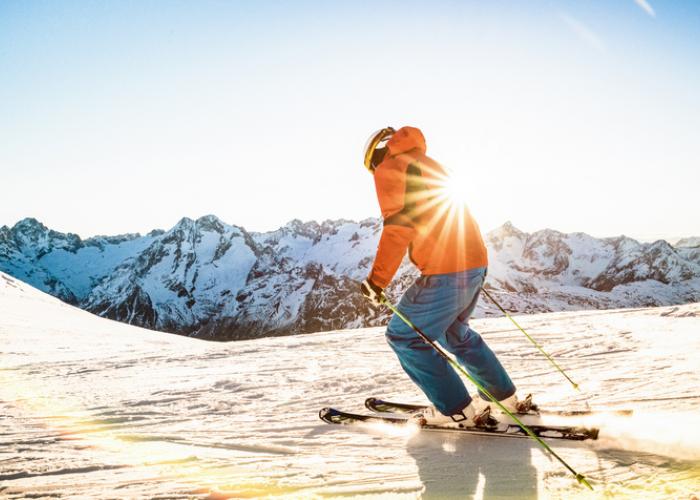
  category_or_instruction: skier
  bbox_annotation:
[360,126,532,428]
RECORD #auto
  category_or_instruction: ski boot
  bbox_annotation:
[412,403,499,429]
[497,393,539,415]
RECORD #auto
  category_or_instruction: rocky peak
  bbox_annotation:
[676,237,700,249]
[359,217,381,230]
[523,229,569,254]
[196,214,225,234]
[11,217,49,242]
[173,217,195,231]
[320,218,352,232]
[647,239,676,255]
[527,228,566,242]
[12,217,47,231]
[605,235,641,254]
[282,219,321,239]
[488,221,526,241]
[165,217,204,243]
[8,218,83,256]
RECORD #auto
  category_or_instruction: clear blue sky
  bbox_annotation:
[1,0,698,241]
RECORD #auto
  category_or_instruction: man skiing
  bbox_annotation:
[360,126,531,428]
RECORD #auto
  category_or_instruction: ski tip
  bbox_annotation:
[365,397,378,410]
[319,407,332,421]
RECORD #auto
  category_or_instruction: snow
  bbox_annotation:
[36,235,157,300]
[1,272,699,498]
[251,219,380,280]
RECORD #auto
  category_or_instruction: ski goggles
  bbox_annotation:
[363,126,395,173]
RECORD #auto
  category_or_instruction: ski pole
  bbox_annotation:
[381,297,593,491]
[480,287,580,391]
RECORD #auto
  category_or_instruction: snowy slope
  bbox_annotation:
[2,216,700,340]
[1,272,699,499]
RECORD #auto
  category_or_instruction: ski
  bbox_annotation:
[319,407,599,441]
[365,397,633,417]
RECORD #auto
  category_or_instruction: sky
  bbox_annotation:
[1,0,698,241]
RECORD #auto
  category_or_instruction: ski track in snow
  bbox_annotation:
[0,272,699,499]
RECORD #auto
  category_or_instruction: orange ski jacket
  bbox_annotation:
[368,126,488,289]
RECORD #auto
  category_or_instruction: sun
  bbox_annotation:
[440,168,471,208]
[399,163,477,247]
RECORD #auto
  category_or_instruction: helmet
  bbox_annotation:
[363,126,395,173]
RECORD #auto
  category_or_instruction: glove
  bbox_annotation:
[361,278,386,307]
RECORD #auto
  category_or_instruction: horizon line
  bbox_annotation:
[2,215,696,246]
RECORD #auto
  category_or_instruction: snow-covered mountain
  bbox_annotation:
[1,216,699,340]
[0,218,161,304]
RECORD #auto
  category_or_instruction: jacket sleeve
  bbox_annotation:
[368,161,417,289]
[369,223,415,289]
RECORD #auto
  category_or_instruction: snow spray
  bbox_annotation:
[590,411,700,461]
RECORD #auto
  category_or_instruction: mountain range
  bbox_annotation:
[1,216,699,340]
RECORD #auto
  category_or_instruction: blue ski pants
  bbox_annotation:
[386,267,516,416]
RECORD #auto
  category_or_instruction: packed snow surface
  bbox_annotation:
[1,272,699,499]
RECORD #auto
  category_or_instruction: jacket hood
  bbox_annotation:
[386,126,426,157]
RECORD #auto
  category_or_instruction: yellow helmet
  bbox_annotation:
[363,126,395,173]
